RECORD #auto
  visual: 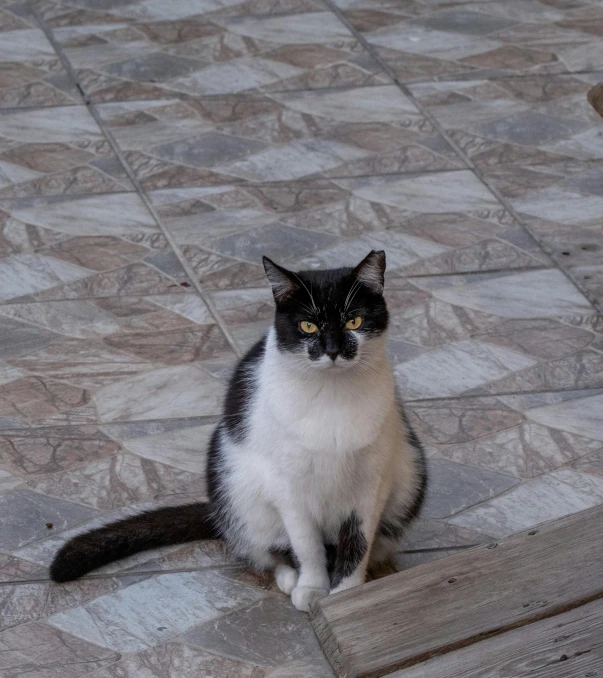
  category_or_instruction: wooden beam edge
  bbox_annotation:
[310,600,354,678]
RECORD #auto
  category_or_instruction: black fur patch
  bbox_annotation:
[332,511,368,588]
[222,337,266,442]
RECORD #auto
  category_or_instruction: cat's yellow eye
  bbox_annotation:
[345,316,363,330]
[300,321,318,334]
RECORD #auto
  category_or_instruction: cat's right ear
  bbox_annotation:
[262,256,299,303]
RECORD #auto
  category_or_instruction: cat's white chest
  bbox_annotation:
[254,331,394,455]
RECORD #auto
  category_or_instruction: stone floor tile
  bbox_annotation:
[0,620,120,678]
[93,89,459,190]
[152,173,554,297]
[343,3,603,81]
[0,552,46,582]
[0,576,128,630]
[94,363,227,421]
[122,422,213,472]
[523,390,603,442]
[0,299,233,427]
[0,488,98,550]
[25,451,206,510]
[406,395,525,447]
[86,641,269,678]
[39,0,322,24]
[46,7,388,102]
[422,458,519,518]
[403,518,491,550]
[449,469,603,537]
[409,74,602,167]
[0,5,81,109]
[0,106,133,198]
[0,427,119,477]
[182,595,332,672]
[440,422,603,479]
[0,195,195,301]
[408,390,603,481]
[482,161,603,310]
[48,570,267,652]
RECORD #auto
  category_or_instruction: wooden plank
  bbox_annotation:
[310,505,603,678]
[388,598,603,678]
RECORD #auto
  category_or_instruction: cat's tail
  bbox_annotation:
[49,502,219,583]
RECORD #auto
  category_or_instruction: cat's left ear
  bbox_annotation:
[263,256,299,302]
[353,250,386,294]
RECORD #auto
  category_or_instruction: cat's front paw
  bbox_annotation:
[291,586,329,612]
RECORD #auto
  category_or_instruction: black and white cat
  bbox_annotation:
[50,251,427,612]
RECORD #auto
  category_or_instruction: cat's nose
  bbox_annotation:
[325,348,339,362]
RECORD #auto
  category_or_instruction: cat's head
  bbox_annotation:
[262,250,388,371]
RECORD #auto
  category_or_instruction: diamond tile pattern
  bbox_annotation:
[1,0,602,673]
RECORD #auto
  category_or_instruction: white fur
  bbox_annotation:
[217,329,421,611]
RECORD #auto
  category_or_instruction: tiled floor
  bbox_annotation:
[1,0,602,674]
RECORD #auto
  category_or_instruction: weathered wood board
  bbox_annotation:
[310,505,603,678]
[387,598,603,678]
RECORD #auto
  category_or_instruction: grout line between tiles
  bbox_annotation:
[31,7,243,359]
[322,0,602,314]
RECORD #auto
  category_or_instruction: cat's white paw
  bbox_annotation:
[275,564,298,594]
[291,586,329,612]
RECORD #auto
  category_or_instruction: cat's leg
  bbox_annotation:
[278,507,330,612]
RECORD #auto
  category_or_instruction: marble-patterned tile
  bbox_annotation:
[83,641,268,678]
[0,299,232,429]
[524,390,603,442]
[0,193,197,300]
[48,9,388,103]
[25,451,206,510]
[182,595,332,673]
[0,294,214,339]
[408,389,603,480]
[48,570,267,652]
[0,107,133,198]
[440,422,603,479]
[149,175,552,296]
[403,518,490,550]
[94,89,460,189]
[422,458,519,518]
[409,74,603,168]
[449,469,603,537]
[122,422,213,472]
[0,577,127,630]
[482,161,603,311]
[0,488,98,550]
[344,2,603,81]
[0,426,119,477]
[0,552,47,582]
[0,621,120,678]
[0,3,82,108]
[40,0,322,24]
[388,269,599,399]
[94,363,227,421]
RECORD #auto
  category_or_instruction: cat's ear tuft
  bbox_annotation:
[354,250,386,294]
[263,256,299,302]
